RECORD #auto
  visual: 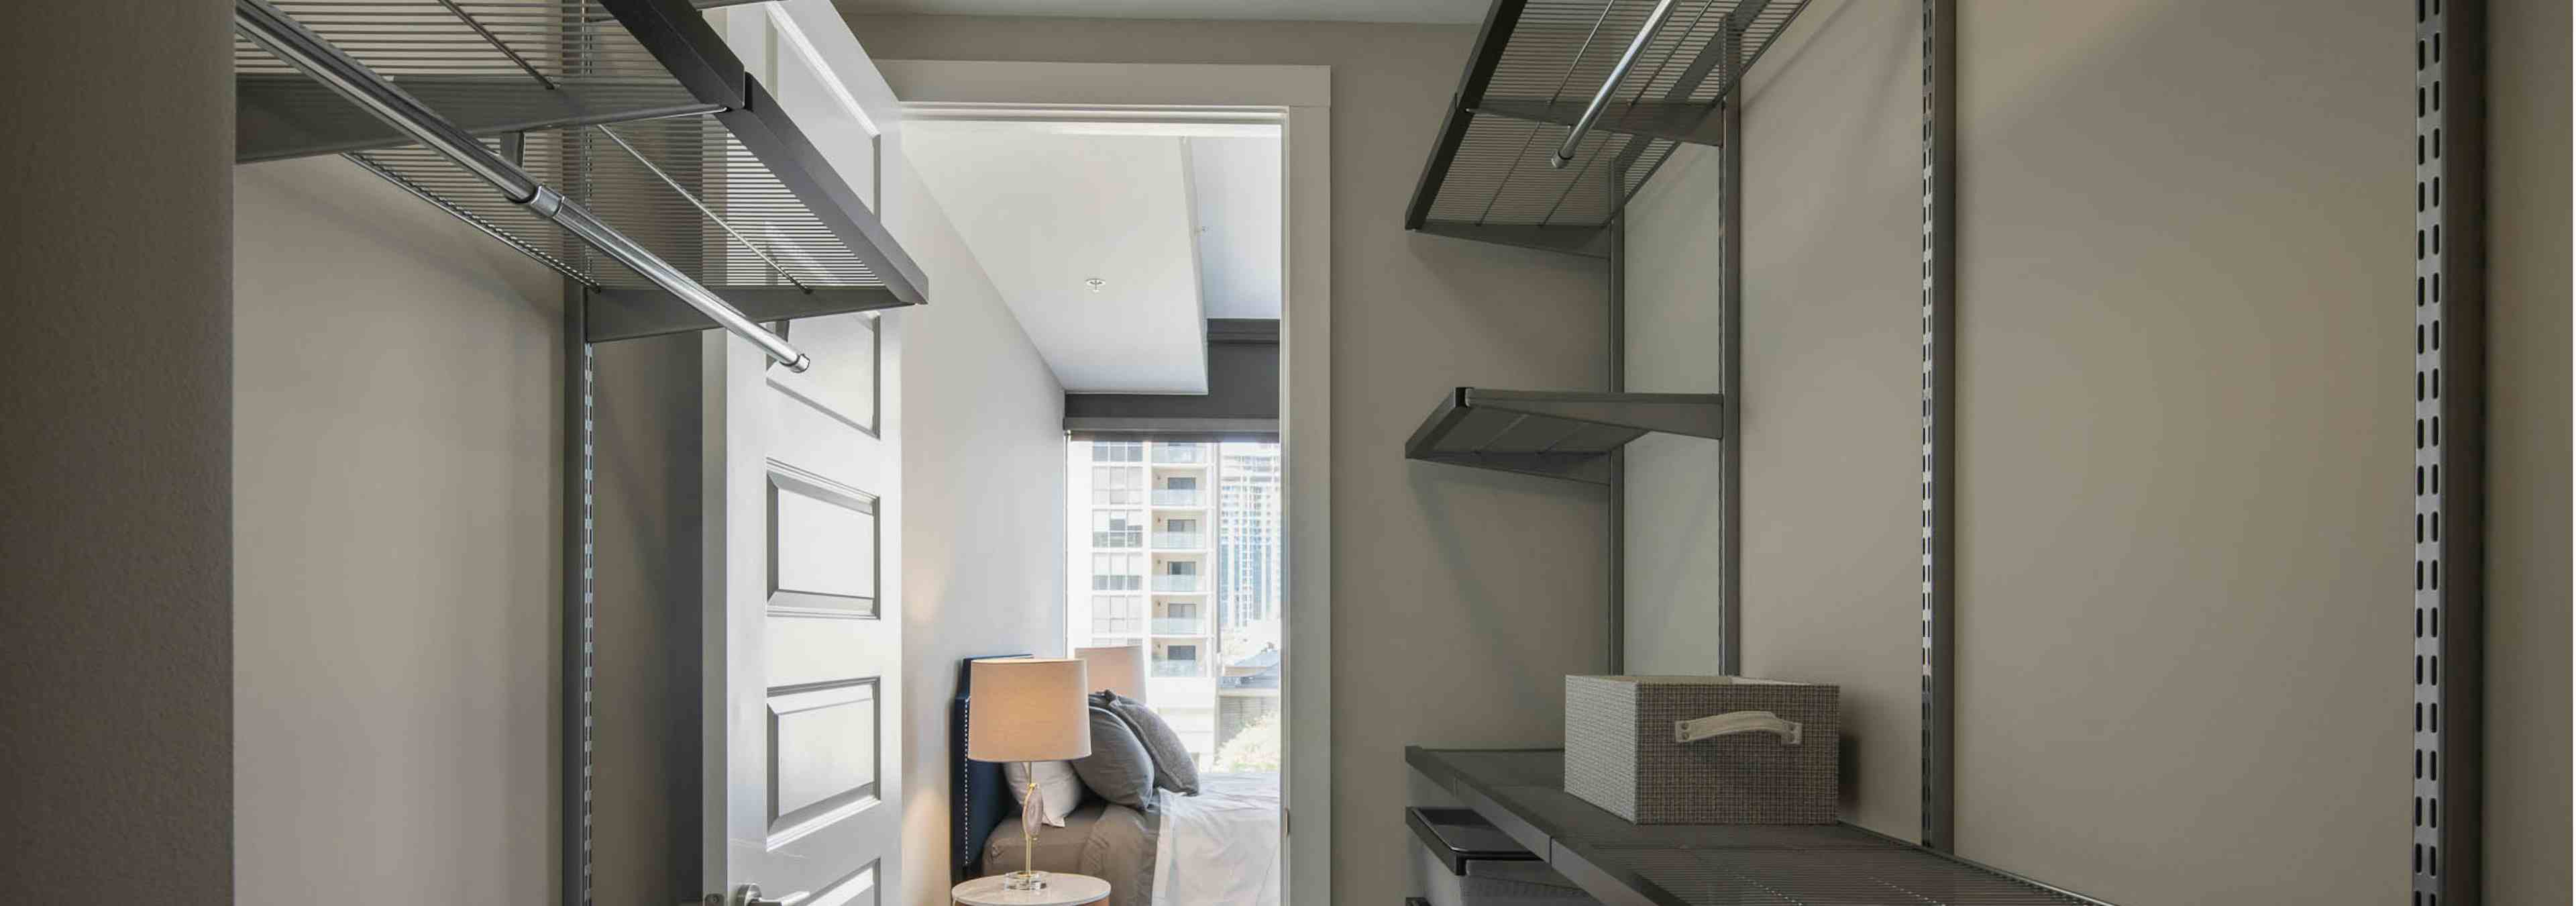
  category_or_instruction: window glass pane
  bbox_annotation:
[1069,438,1281,772]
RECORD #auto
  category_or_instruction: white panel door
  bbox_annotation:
[703,313,898,906]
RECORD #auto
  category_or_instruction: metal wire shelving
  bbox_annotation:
[1409,748,2116,906]
[235,0,924,334]
[1405,388,1725,484]
[1405,0,1808,256]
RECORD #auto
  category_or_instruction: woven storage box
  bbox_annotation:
[1564,675,1839,824]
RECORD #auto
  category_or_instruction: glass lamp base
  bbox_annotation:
[1001,870,1049,892]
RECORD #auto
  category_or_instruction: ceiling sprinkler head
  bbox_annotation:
[1085,278,1107,293]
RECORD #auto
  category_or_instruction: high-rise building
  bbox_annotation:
[1068,439,1283,767]
[1068,440,1222,764]
[1216,444,1281,637]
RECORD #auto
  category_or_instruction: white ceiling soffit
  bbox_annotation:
[903,123,1214,393]
[1185,136,1283,320]
[837,0,1489,25]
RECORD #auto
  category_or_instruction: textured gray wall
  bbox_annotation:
[1735,0,1928,842]
[1617,0,2557,903]
[2483,0,2572,899]
[233,156,564,905]
[0,3,233,901]
[591,332,706,906]
[1950,4,2411,901]
[1623,0,1927,841]
[843,14,1613,905]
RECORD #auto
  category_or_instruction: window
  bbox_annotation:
[1070,438,1282,769]
[1091,553,1142,590]
[1092,467,1142,505]
[1091,511,1142,548]
[1091,595,1143,636]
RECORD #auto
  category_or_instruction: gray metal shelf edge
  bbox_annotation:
[237,0,928,313]
[1404,387,1724,485]
[1401,0,1811,255]
[1405,747,2118,906]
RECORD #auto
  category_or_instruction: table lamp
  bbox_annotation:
[1073,644,1147,699]
[966,657,1093,891]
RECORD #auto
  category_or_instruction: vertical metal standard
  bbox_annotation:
[1715,47,1744,677]
[1916,0,1957,853]
[563,282,598,906]
[1607,211,1627,674]
[2414,0,2485,903]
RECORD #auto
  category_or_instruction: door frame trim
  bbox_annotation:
[878,59,1333,906]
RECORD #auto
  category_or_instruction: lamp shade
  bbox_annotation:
[967,658,1093,763]
[1074,644,1148,699]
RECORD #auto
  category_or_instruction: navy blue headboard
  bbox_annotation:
[953,654,1030,882]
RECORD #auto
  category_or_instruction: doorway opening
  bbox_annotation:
[894,77,1319,903]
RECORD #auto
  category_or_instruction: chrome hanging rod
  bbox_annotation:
[232,0,813,372]
[1550,0,1683,170]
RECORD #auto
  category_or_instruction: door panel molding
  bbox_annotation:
[766,461,881,618]
[766,676,885,846]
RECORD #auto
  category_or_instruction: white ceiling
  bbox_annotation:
[902,119,1281,393]
[839,0,1489,25]
[1185,136,1282,320]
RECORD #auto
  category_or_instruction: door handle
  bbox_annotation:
[699,883,810,906]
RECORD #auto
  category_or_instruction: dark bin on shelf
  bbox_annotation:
[1405,807,1598,906]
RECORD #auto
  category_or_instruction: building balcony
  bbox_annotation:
[1151,574,1203,592]
[1152,446,1208,464]
[1093,532,1142,549]
[1151,660,1205,678]
[1151,489,1204,507]
[1151,617,1208,636]
[1151,532,1205,549]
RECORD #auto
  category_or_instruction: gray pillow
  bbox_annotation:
[1096,691,1201,795]
[1069,705,1157,813]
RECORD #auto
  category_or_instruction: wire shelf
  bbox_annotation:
[1408,748,2118,906]
[355,116,881,289]
[236,0,894,293]
[1408,0,1808,248]
[1587,844,2101,905]
[1405,388,1725,485]
[236,1,708,160]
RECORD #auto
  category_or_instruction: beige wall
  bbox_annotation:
[843,13,1614,904]
[0,3,233,900]
[2483,0,2572,900]
[1625,0,1929,840]
[881,152,1071,906]
[1617,0,2567,903]
[233,156,564,905]
[1953,3,2411,901]
[591,330,705,906]
[1620,146,1727,679]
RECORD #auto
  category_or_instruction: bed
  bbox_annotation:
[954,656,1282,906]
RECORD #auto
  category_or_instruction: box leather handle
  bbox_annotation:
[1674,710,1803,746]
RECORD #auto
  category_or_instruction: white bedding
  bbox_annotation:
[1150,772,1281,906]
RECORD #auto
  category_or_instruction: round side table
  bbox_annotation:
[951,873,1110,906]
